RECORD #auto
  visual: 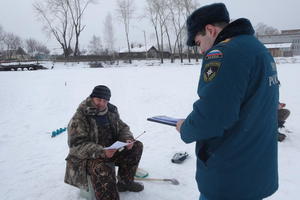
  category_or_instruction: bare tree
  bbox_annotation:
[0,25,3,34]
[25,38,50,56]
[36,44,50,55]
[145,0,170,63]
[145,0,160,60]
[162,2,174,63]
[116,0,135,64]
[145,0,197,63]
[0,25,4,42]
[25,38,39,55]
[103,13,115,54]
[66,0,97,56]
[88,35,103,55]
[3,32,22,59]
[168,0,185,62]
[255,23,280,36]
[0,25,5,51]
[182,0,199,63]
[167,0,199,63]
[33,0,74,57]
[157,0,170,64]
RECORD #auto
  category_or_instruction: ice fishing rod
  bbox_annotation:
[118,131,146,152]
[134,131,146,140]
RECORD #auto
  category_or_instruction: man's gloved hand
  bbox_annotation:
[125,139,134,150]
[104,149,117,158]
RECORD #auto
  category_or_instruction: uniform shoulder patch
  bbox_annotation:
[205,49,223,60]
[203,61,221,82]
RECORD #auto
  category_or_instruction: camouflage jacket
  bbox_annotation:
[64,97,134,190]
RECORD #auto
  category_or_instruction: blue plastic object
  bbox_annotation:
[51,127,67,137]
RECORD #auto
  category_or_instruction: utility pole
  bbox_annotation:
[143,30,148,59]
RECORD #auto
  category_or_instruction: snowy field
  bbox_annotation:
[0,59,299,200]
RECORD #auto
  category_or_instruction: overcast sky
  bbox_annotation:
[0,0,299,52]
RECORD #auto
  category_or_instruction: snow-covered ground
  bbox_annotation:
[0,59,299,200]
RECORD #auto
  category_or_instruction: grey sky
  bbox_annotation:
[0,0,299,52]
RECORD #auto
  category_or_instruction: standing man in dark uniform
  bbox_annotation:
[65,85,144,200]
[176,3,279,200]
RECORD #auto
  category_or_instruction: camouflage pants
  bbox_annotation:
[278,108,290,128]
[87,140,143,200]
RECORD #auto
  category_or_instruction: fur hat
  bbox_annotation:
[186,3,230,46]
[90,85,111,101]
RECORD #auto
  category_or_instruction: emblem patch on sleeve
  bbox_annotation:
[205,49,223,60]
[203,61,221,82]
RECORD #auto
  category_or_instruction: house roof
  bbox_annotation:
[264,43,292,49]
[119,46,155,53]
[281,29,300,35]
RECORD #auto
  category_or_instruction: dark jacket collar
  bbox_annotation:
[214,18,255,45]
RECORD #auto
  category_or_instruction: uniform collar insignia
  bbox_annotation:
[220,38,231,43]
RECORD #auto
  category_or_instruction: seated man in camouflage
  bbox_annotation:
[278,102,290,142]
[64,85,144,200]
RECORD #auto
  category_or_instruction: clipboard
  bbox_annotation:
[147,115,181,127]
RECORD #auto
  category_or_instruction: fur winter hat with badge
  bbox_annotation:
[186,3,230,46]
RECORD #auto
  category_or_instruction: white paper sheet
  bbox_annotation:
[103,141,132,150]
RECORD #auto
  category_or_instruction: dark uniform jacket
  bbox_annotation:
[64,97,134,190]
[180,18,279,200]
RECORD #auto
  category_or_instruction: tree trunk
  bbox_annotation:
[165,25,174,63]
[74,34,79,56]
[154,26,161,61]
[160,27,164,64]
[188,47,191,63]
[125,32,132,64]
[193,46,199,62]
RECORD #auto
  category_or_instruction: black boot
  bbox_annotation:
[278,120,285,128]
[117,181,144,192]
[278,132,286,142]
